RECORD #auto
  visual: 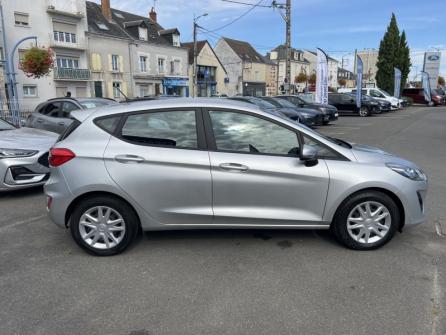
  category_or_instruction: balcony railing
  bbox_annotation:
[54,68,91,80]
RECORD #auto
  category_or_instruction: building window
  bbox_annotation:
[14,12,29,26]
[158,57,165,74]
[23,85,37,97]
[56,57,79,69]
[174,59,181,74]
[139,56,148,72]
[111,55,119,71]
[54,31,76,44]
[138,27,148,41]
[113,82,121,98]
[172,34,180,47]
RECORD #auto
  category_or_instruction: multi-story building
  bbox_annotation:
[357,49,378,85]
[267,45,310,94]
[337,67,355,88]
[86,1,189,100]
[0,0,91,110]
[214,37,269,96]
[304,50,340,90]
[264,57,278,96]
[181,40,228,97]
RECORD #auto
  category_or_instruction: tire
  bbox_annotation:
[331,191,400,250]
[359,106,370,117]
[70,196,139,256]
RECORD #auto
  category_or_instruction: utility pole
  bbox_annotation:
[273,0,291,94]
[192,13,207,98]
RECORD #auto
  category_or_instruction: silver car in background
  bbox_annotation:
[45,98,428,255]
[0,119,58,191]
[26,97,119,134]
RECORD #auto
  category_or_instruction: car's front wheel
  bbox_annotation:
[359,106,370,117]
[70,196,139,256]
[331,191,400,250]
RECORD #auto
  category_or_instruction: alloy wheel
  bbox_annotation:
[359,107,369,117]
[79,206,126,250]
[346,201,391,244]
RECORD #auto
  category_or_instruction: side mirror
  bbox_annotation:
[300,145,318,167]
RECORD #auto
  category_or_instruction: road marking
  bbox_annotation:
[0,214,47,232]
[431,262,441,335]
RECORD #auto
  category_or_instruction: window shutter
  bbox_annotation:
[108,54,112,71]
[53,21,76,33]
[107,82,113,98]
[119,55,124,73]
[121,82,128,96]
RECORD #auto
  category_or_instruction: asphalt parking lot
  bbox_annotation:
[0,105,445,335]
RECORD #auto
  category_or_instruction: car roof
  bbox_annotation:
[71,97,264,122]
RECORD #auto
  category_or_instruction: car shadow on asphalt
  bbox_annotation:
[139,228,338,248]
[0,186,43,199]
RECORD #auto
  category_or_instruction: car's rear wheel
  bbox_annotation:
[70,196,139,256]
[331,191,400,250]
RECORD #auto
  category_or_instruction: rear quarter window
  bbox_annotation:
[94,116,121,134]
[58,119,81,142]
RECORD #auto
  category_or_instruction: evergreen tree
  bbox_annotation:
[376,13,400,93]
[397,30,411,93]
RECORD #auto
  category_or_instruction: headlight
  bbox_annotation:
[300,112,313,118]
[386,163,427,181]
[0,148,38,158]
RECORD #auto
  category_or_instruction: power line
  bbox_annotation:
[221,0,272,8]
[207,0,265,33]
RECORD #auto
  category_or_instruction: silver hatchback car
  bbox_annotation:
[45,98,428,255]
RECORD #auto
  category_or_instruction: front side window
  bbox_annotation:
[121,110,198,149]
[41,102,62,117]
[61,102,80,118]
[370,90,384,98]
[302,134,341,159]
[209,111,299,156]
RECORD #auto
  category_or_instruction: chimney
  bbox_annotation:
[101,0,112,22]
[149,7,157,23]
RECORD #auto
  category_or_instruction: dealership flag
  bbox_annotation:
[394,68,402,98]
[356,55,363,109]
[421,71,432,103]
[315,48,328,104]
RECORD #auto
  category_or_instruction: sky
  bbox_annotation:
[93,0,446,79]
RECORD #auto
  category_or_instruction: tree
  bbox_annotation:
[397,30,411,93]
[338,78,347,87]
[295,72,308,84]
[438,76,445,87]
[308,73,316,85]
[376,13,401,93]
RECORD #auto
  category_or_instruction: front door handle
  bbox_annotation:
[219,163,249,172]
[58,122,65,126]
[36,118,43,123]
[115,155,145,164]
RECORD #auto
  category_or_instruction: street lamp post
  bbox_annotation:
[192,13,208,98]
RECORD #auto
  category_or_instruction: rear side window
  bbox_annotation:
[40,102,61,117]
[95,116,121,134]
[58,119,81,142]
[120,110,198,149]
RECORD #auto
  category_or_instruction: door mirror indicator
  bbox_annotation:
[300,145,318,167]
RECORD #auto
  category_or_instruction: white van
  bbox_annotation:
[338,87,402,110]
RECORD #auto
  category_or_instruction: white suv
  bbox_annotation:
[338,88,402,110]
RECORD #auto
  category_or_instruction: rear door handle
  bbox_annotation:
[58,122,65,126]
[219,163,249,172]
[115,155,145,164]
[36,118,43,123]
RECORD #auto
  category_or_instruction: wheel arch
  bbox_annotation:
[331,187,405,231]
[64,191,142,229]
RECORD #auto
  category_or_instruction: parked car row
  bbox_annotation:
[402,88,446,106]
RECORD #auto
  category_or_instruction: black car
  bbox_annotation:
[228,96,301,123]
[327,93,375,117]
[345,93,384,114]
[275,95,338,124]
[259,97,324,127]
[365,95,391,112]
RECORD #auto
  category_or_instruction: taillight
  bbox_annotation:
[49,148,75,167]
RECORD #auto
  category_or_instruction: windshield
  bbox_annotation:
[298,95,314,103]
[273,98,297,108]
[0,119,16,131]
[246,98,276,109]
[380,89,392,97]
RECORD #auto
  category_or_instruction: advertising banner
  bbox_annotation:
[423,52,441,89]
[315,48,328,104]
[421,71,432,103]
[356,55,363,108]
[394,68,402,98]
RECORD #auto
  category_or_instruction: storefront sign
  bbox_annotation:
[423,51,441,89]
[163,77,189,87]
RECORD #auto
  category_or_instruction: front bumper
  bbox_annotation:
[0,152,50,191]
[398,179,428,227]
